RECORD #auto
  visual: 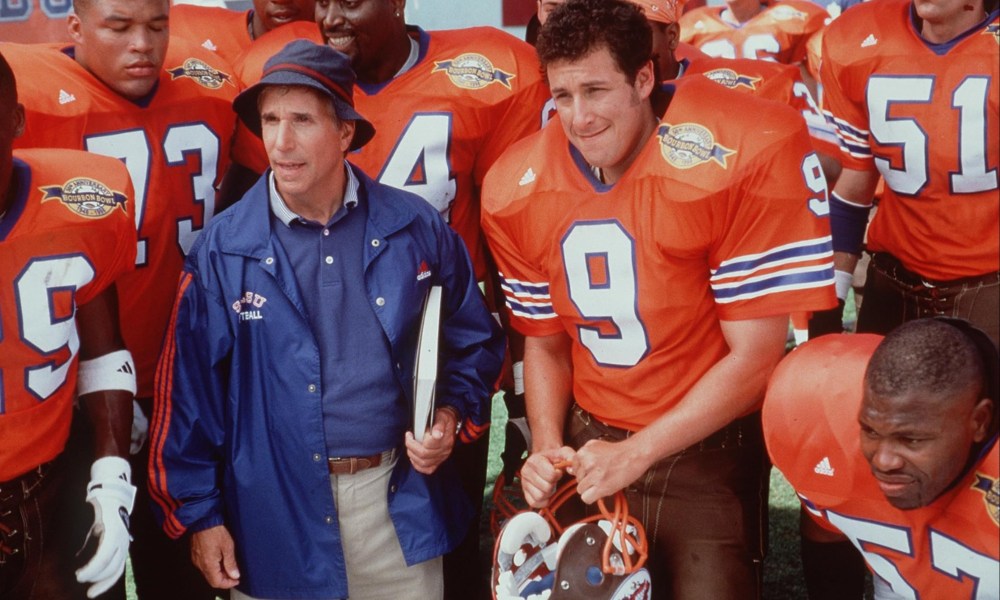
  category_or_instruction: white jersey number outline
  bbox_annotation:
[824,510,999,599]
[376,113,457,221]
[0,255,95,411]
[85,123,220,266]
[867,76,997,196]
[562,221,650,367]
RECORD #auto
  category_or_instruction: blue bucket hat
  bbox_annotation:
[233,40,375,151]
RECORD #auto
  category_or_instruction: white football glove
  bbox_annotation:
[76,456,136,598]
[130,400,149,455]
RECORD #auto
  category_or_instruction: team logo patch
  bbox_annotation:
[657,123,735,169]
[770,4,808,20]
[972,473,999,526]
[432,53,514,90]
[702,68,760,91]
[40,178,128,219]
[232,291,268,322]
[985,24,1000,45]
[168,58,233,89]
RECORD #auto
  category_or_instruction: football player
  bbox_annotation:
[0,50,138,600]
[763,319,999,598]
[3,1,238,598]
[679,0,828,98]
[170,0,316,65]
[819,0,999,342]
[480,1,835,598]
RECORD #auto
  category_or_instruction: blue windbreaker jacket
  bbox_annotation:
[149,166,504,599]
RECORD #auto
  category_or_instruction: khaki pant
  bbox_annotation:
[232,458,443,600]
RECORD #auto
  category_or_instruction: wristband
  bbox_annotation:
[829,191,872,255]
[78,349,136,396]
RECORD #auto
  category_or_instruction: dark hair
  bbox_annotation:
[0,51,16,109]
[865,319,988,405]
[536,0,653,84]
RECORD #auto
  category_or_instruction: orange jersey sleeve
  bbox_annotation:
[0,149,136,480]
[764,334,1000,598]
[6,39,238,397]
[679,0,828,65]
[820,1,999,280]
[681,55,840,157]
[169,5,252,66]
[482,77,835,431]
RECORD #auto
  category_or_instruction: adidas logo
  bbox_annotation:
[814,456,835,477]
[861,34,877,48]
[117,361,134,375]
[519,168,536,186]
[202,39,218,52]
[58,89,76,105]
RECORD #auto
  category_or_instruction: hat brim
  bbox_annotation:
[233,73,375,152]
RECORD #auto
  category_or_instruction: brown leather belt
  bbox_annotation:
[328,449,396,475]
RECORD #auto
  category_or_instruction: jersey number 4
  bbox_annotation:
[0,256,95,412]
[376,113,457,221]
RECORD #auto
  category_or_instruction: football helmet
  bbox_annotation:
[492,480,650,600]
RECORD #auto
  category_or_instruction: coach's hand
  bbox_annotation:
[520,447,575,509]
[191,525,240,589]
[573,438,648,505]
[406,407,458,475]
[76,456,136,598]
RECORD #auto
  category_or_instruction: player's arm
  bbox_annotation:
[74,283,137,599]
[810,165,880,335]
[572,314,787,504]
[799,508,867,600]
[520,331,576,508]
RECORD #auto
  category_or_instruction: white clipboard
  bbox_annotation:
[412,285,442,441]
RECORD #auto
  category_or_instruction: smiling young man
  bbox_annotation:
[764,319,999,599]
[150,40,504,600]
[480,0,835,598]
[1,1,238,598]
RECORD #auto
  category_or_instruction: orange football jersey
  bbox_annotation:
[4,38,238,397]
[232,26,550,279]
[680,0,827,65]
[764,334,1000,598]
[481,77,836,431]
[169,4,252,65]
[821,0,999,280]
[679,54,839,157]
[0,0,72,44]
[0,149,136,480]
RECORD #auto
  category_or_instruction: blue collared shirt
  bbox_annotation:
[268,164,405,456]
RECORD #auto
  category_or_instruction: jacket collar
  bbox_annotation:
[217,163,418,259]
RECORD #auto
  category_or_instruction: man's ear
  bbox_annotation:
[971,397,994,443]
[635,59,656,100]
